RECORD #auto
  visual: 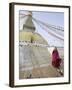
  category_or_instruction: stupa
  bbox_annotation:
[19,11,63,79]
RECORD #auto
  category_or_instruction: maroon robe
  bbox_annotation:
[52,48,61,68]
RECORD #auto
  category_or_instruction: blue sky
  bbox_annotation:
[32,11,64,47]
[32,11,64,27]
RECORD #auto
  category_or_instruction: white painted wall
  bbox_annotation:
[0,0,72,89]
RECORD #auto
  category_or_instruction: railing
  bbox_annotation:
[19,41,64,48]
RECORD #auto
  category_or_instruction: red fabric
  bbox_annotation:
[52,49,61,68]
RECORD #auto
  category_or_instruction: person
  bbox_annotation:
[52,47,61,68]
[27,74,32,79]
[51,47,63,75]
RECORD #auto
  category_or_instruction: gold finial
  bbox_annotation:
[28,11,32,16]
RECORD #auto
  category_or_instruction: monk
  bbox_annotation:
[51,47,64,75]
[52,47,61,68]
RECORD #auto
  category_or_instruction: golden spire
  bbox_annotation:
[27,11,32,16]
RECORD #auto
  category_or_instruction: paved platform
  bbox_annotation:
[19,45,64,79]
[19,65,63,79]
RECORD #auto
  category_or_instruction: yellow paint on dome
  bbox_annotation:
[19,31,33,42]
[19,30,48,45]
